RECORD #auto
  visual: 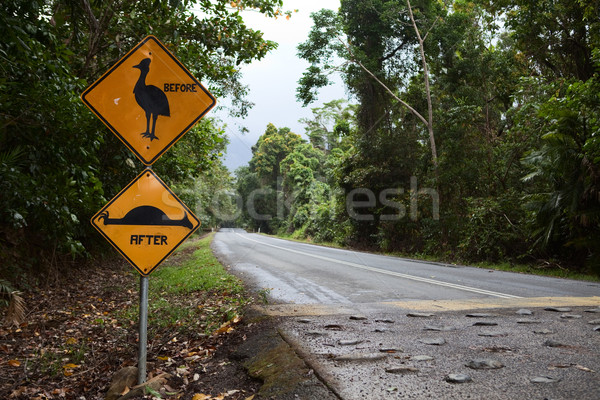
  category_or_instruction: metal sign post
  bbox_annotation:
[138,275,149,384]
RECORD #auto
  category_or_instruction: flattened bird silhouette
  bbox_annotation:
[133,58,170,141]
[98,206,193,229]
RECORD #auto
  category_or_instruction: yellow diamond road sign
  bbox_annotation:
[91,169,200,276]
[81,35,216,165]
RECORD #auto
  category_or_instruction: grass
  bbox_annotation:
[468,260,599,282]
[271,231,343,250]
[117,233,250,336]
[154,237,244,295]
[35,341,89,378]
[385,251,599,282]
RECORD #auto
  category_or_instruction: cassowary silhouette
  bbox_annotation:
[133,58,170,141]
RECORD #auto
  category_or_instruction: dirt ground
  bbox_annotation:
[0,256,266,400]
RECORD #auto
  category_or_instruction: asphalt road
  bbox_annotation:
[212,229,599,305]
[212,229,600,400]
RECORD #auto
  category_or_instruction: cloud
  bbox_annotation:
[214,0,345,172]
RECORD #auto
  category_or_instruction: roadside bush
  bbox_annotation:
[456,190,531,262]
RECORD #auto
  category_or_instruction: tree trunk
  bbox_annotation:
[407,0,438,169]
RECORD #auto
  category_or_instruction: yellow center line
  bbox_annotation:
[382,296,600,312]
[255,296,600,316]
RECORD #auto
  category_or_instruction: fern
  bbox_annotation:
[0,146,26,168]
[0,279,25,326]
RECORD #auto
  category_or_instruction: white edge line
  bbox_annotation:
[234,233,522,299]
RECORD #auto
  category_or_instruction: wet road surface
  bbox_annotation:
[212,229,600,399]
[212,229,599,305]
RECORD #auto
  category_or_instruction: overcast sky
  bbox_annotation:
[213,0,346,172]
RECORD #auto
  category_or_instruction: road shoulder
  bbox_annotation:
[225,307,340,399]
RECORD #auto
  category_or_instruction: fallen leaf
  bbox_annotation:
[65,335,76,343]
[63,363,79,369]
[549,363,570,369]
[52,388,67,396]
[163,384,176,392]
[192,394,211,400]
[575,365,596,373]
[9,386,28,397]
[8,359,20,367]
[176,365,190,376]
[213,321,234,335]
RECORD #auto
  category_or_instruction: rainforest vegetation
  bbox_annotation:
[234,0,600,274]
[0,0,290,292]
[1,0,599,300]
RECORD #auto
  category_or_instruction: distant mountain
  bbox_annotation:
[223,133,253,172]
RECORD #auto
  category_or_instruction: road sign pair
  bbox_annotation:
[82,36,215,276]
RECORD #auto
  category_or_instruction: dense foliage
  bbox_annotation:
[2,0,599,290]
[0,0,288,285]
[236,0,599,274]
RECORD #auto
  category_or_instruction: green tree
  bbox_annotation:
[240,122,338,234]
[1,0,105,264]
[154,118,228,184]
[297,1,444,248]
[416,1,531,257]
[490,0,600,270]
[279,142,324,230]
[249,123,304,185]
[489,0,597,81]
[175,159,238,229]
[0,0,291,283]
[234,165,263,231]
[288,0,600,272]
[519,76,600,270]
[53,0,287,115]
[240,124,304,232]
[299,99,356,153]
[297,0,444,166]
